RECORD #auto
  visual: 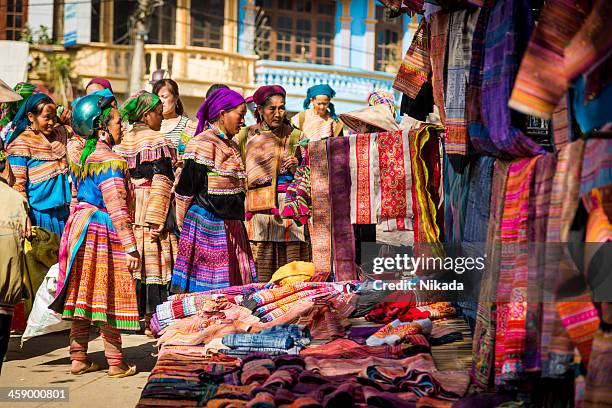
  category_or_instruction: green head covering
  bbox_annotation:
[120,90,161,123]
[0,83,38,129]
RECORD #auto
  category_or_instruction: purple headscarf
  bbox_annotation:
[195,87,245,135]
[86,77,113,93]
[251,85,286,123]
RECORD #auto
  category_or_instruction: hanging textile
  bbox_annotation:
[480,0,545,158]
[580,138,612,198]
[327,137,357,281]
[409,125,443,247]
[444,8,480,166]
[309,140,332,282]
[509,0,589,119]
[471,160,511,390]
[463,156,495,244]
[443,154,470,244]
[348,133,380,225]
[429,12,449,125]
[393,19,431,99]
[495,156,540,383]
[377,130,413,231]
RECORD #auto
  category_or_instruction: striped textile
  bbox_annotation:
[480,0,545,159]
[444,8,480,158]
[161,115,197,151]
[253,288,329,317]
[583,330,612,407]
[182,129,246,194]
[131,178,177,285]
[259,292,332,323]
[467,2,500,158]
[552,95,571,150]
[55,203,139,330]
[580,138,612,197]
[328,137,356,281]
[171,203,256,293]
[509,0,588,119]
[429,12,449,125]
[557,302,600,364]
[249,241,311,283]
[378,130,412,230]
[242,282,325,310]
[245,206,307,242]
[443,153,470,244]
[471,160,511,390]
[564,0,612,82]
[349,133,380,225]
[309,140,333,281]
[495,156,539,383]
[114,124,177,168]
[408,125,442,246]
[393,19,430,99]
[463,156,495,243]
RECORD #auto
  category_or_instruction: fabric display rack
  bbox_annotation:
[136,0,611,407]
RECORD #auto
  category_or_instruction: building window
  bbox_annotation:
[255,0,335,65]
[375,6,403,72]
[148,0,176,45]
[191,0,224,48]
[113,0,136,44]
[90,0,101,43]
[1,0,28,40]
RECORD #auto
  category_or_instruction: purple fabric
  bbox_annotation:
[252,85,286,106]
[480,0,545,159]
[86,77,113,93]
[327,137,357,281]
[195,88,246,135]
[348,325,384,344]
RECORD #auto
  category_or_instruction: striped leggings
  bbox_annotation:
[69,320,123,366]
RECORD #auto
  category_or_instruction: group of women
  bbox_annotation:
[0,77,344,377]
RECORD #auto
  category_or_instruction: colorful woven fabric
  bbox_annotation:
[480,0,545,159]
[171,204,256,293]
[281,165,311,226]
[348,133,380,225]
[443,154,470,244]
[580,138,612,197]
[52,181,139,330]
[463,156,495,243]
[564,0,612,82]
[6,129,71,235]
[583,330,612,407]
[429,12,449,124]
[367,90,396,117]
[509,0,588,119]
[327,137,356,281]
[241,282,323,310]
[444,8,480,158]
[471,160,510,390]
[409,125,442,246]
[308,140,332,281]
[495,156,540,383]
[182,129,246,195]
[113,123,176,169]
[378,130,412,230]
[393,19,430,99]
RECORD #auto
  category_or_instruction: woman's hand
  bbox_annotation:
[126,251,140,272]
[23,216,32,239]
[149,223,164,241]
[282,156,298,174]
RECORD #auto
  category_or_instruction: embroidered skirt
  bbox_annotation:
[171,204,256,294]
[50,204,139,330]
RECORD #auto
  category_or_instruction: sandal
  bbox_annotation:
[107,364,137,378]
[70,361,100,375]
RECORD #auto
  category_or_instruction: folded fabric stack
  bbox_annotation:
[366,318,433,346]
[175,353,470,407]
[296,295,352,340]
[220,324,311,359]
[269,261,315,286]
[300,338,429,359]
[151,296,226,335]
[415,302,458,320]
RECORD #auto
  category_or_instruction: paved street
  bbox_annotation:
[0,331,156,408]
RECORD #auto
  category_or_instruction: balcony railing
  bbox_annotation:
[255,60,398,113]
[29,43,258,97]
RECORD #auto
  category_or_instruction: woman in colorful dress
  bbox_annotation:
[236,85,311,282]
[291,84,343,141]
[6,93,71,236]
[49,93,140,377]
[114,91,177,335]
[152,79,197,156]
[171,87,256,293]
[0,82,38,141]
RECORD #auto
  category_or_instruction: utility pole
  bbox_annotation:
[128,0,163,95]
